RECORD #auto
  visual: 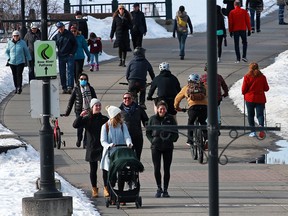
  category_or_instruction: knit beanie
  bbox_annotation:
[106,105,121,119]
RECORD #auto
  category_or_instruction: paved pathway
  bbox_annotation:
[1,11,288,216]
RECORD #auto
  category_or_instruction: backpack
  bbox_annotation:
[186,82,206,101]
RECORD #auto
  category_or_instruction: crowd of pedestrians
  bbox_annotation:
[4,0,274,202]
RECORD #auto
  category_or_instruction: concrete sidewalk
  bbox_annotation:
[1,11,288,216]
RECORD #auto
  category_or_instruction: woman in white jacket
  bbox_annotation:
[100,105,133,197]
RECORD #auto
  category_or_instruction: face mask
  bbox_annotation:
[80,80,87,86]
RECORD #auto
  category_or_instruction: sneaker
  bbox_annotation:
[249,132,256,137]
[256,29,261,33]
[17,88,22,94]
[67,88,72,94]
[162,191,170,198]
[155,189,163,198]
[259,131,266,139]
[180,56,184,60]
[217,57,221,63]
[242,58,248,62]
[235,60,240,63]
[76,141,81,147]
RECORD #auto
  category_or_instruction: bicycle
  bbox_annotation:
[51,114,66,149]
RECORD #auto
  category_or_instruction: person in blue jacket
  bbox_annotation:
[70,26,90,83]
[5,30,31,94]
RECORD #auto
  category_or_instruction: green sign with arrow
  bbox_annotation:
[34,41,57,78]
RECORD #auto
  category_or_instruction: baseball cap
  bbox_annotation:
[56,22,65,28]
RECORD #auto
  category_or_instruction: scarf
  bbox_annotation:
[80,85,92,111]
[122,102,137,116]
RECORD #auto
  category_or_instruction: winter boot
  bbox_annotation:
[90,64,95,72]
[118,59,123,66]
[92,187,98,198]
[96,64,99,71]
[122,59,126,67]
[103,186,110,197]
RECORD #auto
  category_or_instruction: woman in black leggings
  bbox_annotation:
[146,100,179,198]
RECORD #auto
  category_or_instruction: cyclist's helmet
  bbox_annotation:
[133,47,146,56]
[159,62,169,71]
[188,73,200,83]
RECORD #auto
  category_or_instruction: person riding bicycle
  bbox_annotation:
[147,62,181,120]
[126,47,155,110]
[174,73,208,147]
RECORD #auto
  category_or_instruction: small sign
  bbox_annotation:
[34,41,57,78]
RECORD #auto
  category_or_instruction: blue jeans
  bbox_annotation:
[246,101,265,132]
[279,5,285,23]
[233,30,247,61]
[249,8,261,31]
[177,31,188,57]
[58,55,74,90]
[90,53,99,65]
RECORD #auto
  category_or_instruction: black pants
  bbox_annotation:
[131,134,143,160]
[28,58,35,81]
[10,64,25,90]
[217,35,224,58]
[74,59,84,83]
[128,79,146,105]
[151,147,173,190]
[187,105,208,143]
[131,32,143,49]
[89,161,98,187]
[233,30,247,61]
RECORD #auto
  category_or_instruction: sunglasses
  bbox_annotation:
[13,35,19,37]
[123,97,131,100]
[119,8,124,10]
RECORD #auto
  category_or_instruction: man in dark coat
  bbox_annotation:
[126,47,155,109]
[223,0,243,16]
[24,22,41,81]
[130,3,147,49]
[147,62,181,119]
[68,11,89,39]
[119,92,149,160]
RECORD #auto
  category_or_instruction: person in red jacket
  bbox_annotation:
[87,32,102,71]
[242,62,269,138]
[228,0,251,63]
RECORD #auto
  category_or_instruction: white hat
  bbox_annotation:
[12,30,20,36]
[90,98,101,108]
[106,105,121,119]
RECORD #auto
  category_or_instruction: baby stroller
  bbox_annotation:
[105,144,144,209]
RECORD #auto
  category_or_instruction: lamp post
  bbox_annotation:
[20,0,27,38]
[207,0,219,215]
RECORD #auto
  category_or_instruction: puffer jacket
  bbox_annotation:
[65,84,97,115]
[242,73,269,103]
[5,39,32,65]
[146,113,179,150]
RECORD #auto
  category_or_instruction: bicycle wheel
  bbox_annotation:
[190,144,198,160]
[196,128,204,164]
[55,127,62,149]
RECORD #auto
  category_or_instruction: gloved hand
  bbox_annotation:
[147,96,153,101]
[247,30,251,36]
[230,32,233,38]
[172,32,175,38]
[127,143,133,148]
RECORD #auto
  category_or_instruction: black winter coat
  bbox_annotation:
[23,29,41,60]
[147,70,181,99]
[65,84,97,115]
[110,12,133,51]
[126,55,155,81]
[73,113,109,162]
[119,102,149,139]
[246,0,264,12]
[52,29,77,57]
[130,10,147,35]
[146,113,179,150]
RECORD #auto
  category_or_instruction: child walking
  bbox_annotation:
[87,32,102,71]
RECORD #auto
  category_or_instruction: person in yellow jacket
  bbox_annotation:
[174,73,208,147]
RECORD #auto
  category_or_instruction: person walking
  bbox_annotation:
[174,73,208,147]
[201,63,229,125]
[73,98,109,198]
[87,32,102,72]
[147,62,181,120]
[172,5,193,60]
[242,62,269,138]
[277,0,288,25]
[126,47,155,109]
[68,10,89,39]
[5,30,31,94]
[146,100,179,198]
[110,4,133,67]
[64,73,97,148]
[130,2,147,49]
[228,0,251,63]
[70,26,90,83]
[52,21,77,94]
[223,0,243,16]
[100,105,133,197]
[246,0,264,33]
[23,22,41,81]
[119,92,149,160]
[216,5,227,63]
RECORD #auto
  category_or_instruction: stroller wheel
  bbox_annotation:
[105,198,110,208]
[135,196,142,208]
[116,201,120,209]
